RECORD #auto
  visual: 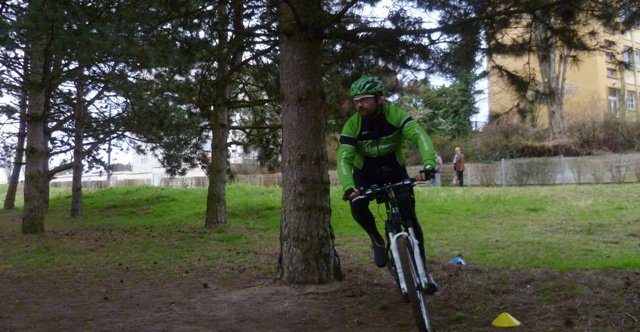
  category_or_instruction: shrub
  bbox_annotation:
[462,116,640,163]
[401,114,639,167]
[568,116,640,153]
[466,122,535,162]
[466,122,585,162]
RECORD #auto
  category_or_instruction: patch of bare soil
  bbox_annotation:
[1,254,639,331]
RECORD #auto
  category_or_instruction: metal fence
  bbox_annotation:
[238,153,640,187]
[49,153,640,189]
[340,154,640,187]
[451,153,640,187]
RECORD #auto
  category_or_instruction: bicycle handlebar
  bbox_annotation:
[351,178,426,203]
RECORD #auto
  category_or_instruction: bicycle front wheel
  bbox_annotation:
[397,236,433,332]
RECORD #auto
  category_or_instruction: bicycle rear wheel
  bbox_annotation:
[397,236,433,332]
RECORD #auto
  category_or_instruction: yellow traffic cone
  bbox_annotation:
[491,312,521,327]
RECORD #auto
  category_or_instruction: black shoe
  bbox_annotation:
[371,242,387,268]
[424,273,439,295]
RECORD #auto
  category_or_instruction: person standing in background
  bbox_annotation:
[432,152,442,187]
[453,146,465,187]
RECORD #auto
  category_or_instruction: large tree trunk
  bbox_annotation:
[204,0,239,227]
[42,50,60,210]
[205,103,229,227]
[4,59,28,210]
[276,0,342,284]
[71,71,87,217]
[618,57,628,120]
[533,15,567,140]
[22,40,48,234]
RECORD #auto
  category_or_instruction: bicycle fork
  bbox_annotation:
[389,229,430,293]
[407,227,430,290]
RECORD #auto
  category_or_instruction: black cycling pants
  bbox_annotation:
[349,186,427,262]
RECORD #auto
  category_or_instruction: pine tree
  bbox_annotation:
[276,0,342,284]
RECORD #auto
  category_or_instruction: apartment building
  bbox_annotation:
[488,23,640,126]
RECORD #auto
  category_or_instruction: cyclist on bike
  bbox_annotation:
[338,75,437,276]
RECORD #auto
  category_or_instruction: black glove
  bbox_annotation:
[342,188,356,201]
[420,168,436,181]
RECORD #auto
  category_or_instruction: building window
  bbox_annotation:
[608,88,619,117]
[603,39,616,49]
[635,49,640,70]
[626,69,635,82]
[624,46,634,68]
[627,91,636,110]
[605,52,616,63]
[607,68,617,77]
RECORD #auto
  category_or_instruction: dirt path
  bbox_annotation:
[2,259,639,331]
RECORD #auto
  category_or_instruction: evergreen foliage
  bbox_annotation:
[401,78,479,138]
[1,0,640,242]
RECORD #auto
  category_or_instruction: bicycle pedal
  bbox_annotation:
[424,282,439,295]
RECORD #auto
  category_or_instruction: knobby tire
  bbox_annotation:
[397,236,432,332]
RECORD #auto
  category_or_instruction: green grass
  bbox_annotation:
[0,184,282,277]
[1,183,638,276]
[414,185,640,270]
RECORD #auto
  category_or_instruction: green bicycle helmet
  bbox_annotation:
[350,76,384,96]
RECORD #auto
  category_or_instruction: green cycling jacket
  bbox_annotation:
[337,103,436,193]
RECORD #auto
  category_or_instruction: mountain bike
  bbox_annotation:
[353,178,436,332]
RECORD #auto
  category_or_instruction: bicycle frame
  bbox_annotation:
[354,178,434,332]
[381,182,430,293]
